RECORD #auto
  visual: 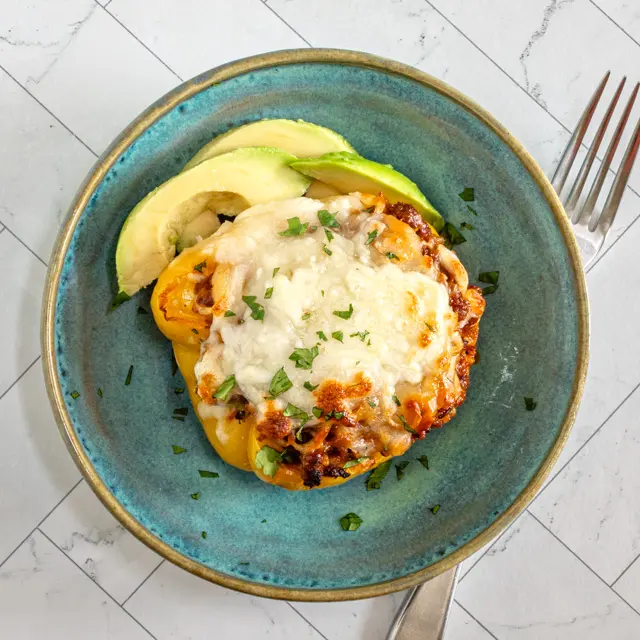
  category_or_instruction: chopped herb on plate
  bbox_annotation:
[201,531,207,539]
[431,504,441,515]
[301,311,312,320]
[386,252,399,260]
[269,367,293,397]
[441,223,466,249]
[344,457,369,469]
[304,381,318,391]
[396,460,411,480]
[71,391,80,400]
[318,209,340,228]
[174,387,185,394]
[110,291,131,311]
[331,331,344,342]
[255,446,283,478]
[323,244,333,256]
[224,310,236,317]
[366,460,392,490]
[400,415,416,434]
[214,375,236,401]
[459,187,475,202]
[478,271,499,285]
[193,260,207,273]
[366,229,378,245]
[417,455,430,470]
[289,346,319,370]
[467,205,478,216]
[340,512,363,531]
[325,228,334,242]
[482,285,498,295]
[191,328,199,335]
[137,306,148,315]
[461,221,475,231]
[125,365,133,386]
[190,492,200,500]
[316,330,328,342]
[172,445,186,455]
[173,407,188,416]
[333,303,354,320]
[273,267,280,277]
[198,470,219,478]
[312,406,323,418]
[242,296,265,321]
[524,396,537,411]
[97,388,103,398]
[392,394,401,406]
[265,287,274,299]
[350,330,370,342]
[279,217,308,236]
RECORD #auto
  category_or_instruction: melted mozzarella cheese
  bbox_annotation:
[196,196,458,415]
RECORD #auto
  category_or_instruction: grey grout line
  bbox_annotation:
[612,552,640,589]
[286,602,331,640]
[103,0,113,7]
[262,1,313,47]
[0,226,5,236]
[121,559,165,607]
[1,224,48,267]
[529,378,640,508]
[37,527,159,640]
[588,0,640,51]
[455,600,499,639]
[97,2,184,82]
[0,63,99,158]
[0,355,41,403]
[0,478,83,573]
[528,512,640,618]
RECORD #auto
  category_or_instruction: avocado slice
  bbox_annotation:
[290,152,443,230]
[116,147,310,297]
[183,119,355,171]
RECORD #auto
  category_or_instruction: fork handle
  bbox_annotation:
[386,567,459,640]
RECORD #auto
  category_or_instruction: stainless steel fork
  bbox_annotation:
[552,71,640,269]
[386,73,640,640]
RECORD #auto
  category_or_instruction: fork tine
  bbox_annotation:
[581,82,639,227]
[552,71,610,194]
[591,110,640,234]
[567,77,626,222]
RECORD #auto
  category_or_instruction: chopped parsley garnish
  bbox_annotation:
[273,267,280,277]
[417,455,430,470]
[459,187,475,202]
[110,291,131,311]
[125,365,133,386]
[425,322,435,332]
[214,375,236,401]
[172,445,186,455]
[392,394,401,406]
[344,457,369,469]
[333,411,345,420]
[312,406,323,418]
[333,303,354,320]
[198,470,219,478]
[255,446,283,478]
[318,209,340,228]
[482,285,498,295]
[467,205,478,216]
[137,306,148,315]
[191,328,199,335]
[524,397,537,411]
[269,367,293,397]
[316,331,328,342]
[386,252,399,260]
[367,398,377,408]
[173,407,188,416]
[224,310,236,317]
[478,271,499,285]
[190,492,200,500]
[289,346,319,370]
[396,460,411,481]
[461,221,475,231]
[71,391,80,400]
[350,330,370,343]
[366,229,378,245]
[283,403,310,424]
[325,228,334,242]
[366,460,392,490]
[431,504,441,515]
[279,217,308,236]
[175,387,185,394]
[265,287,274,299]
[400,415,416,434]
[201,531,207,539]
[262,519,267,523]
[301,311,312,321]
[441,223,466,249]
[193,260,207,273]
[309,225,318,233]
[97,388,103,398]
[239,562,249,566]
[322,244,333,256]
[340,512,363,531]
[304,381,319,392]
[172,415,185,422]
[242,296,265,321]
[331,331,344,343]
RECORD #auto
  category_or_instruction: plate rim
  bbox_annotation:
[41,48,589,602]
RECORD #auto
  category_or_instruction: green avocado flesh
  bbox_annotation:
[290,152,443,230]
[115,147,311,297]
[183,119,355,171]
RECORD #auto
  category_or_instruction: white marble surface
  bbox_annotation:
[1,1,640,638]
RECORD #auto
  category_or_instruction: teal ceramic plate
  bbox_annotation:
[42,50,588,601]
